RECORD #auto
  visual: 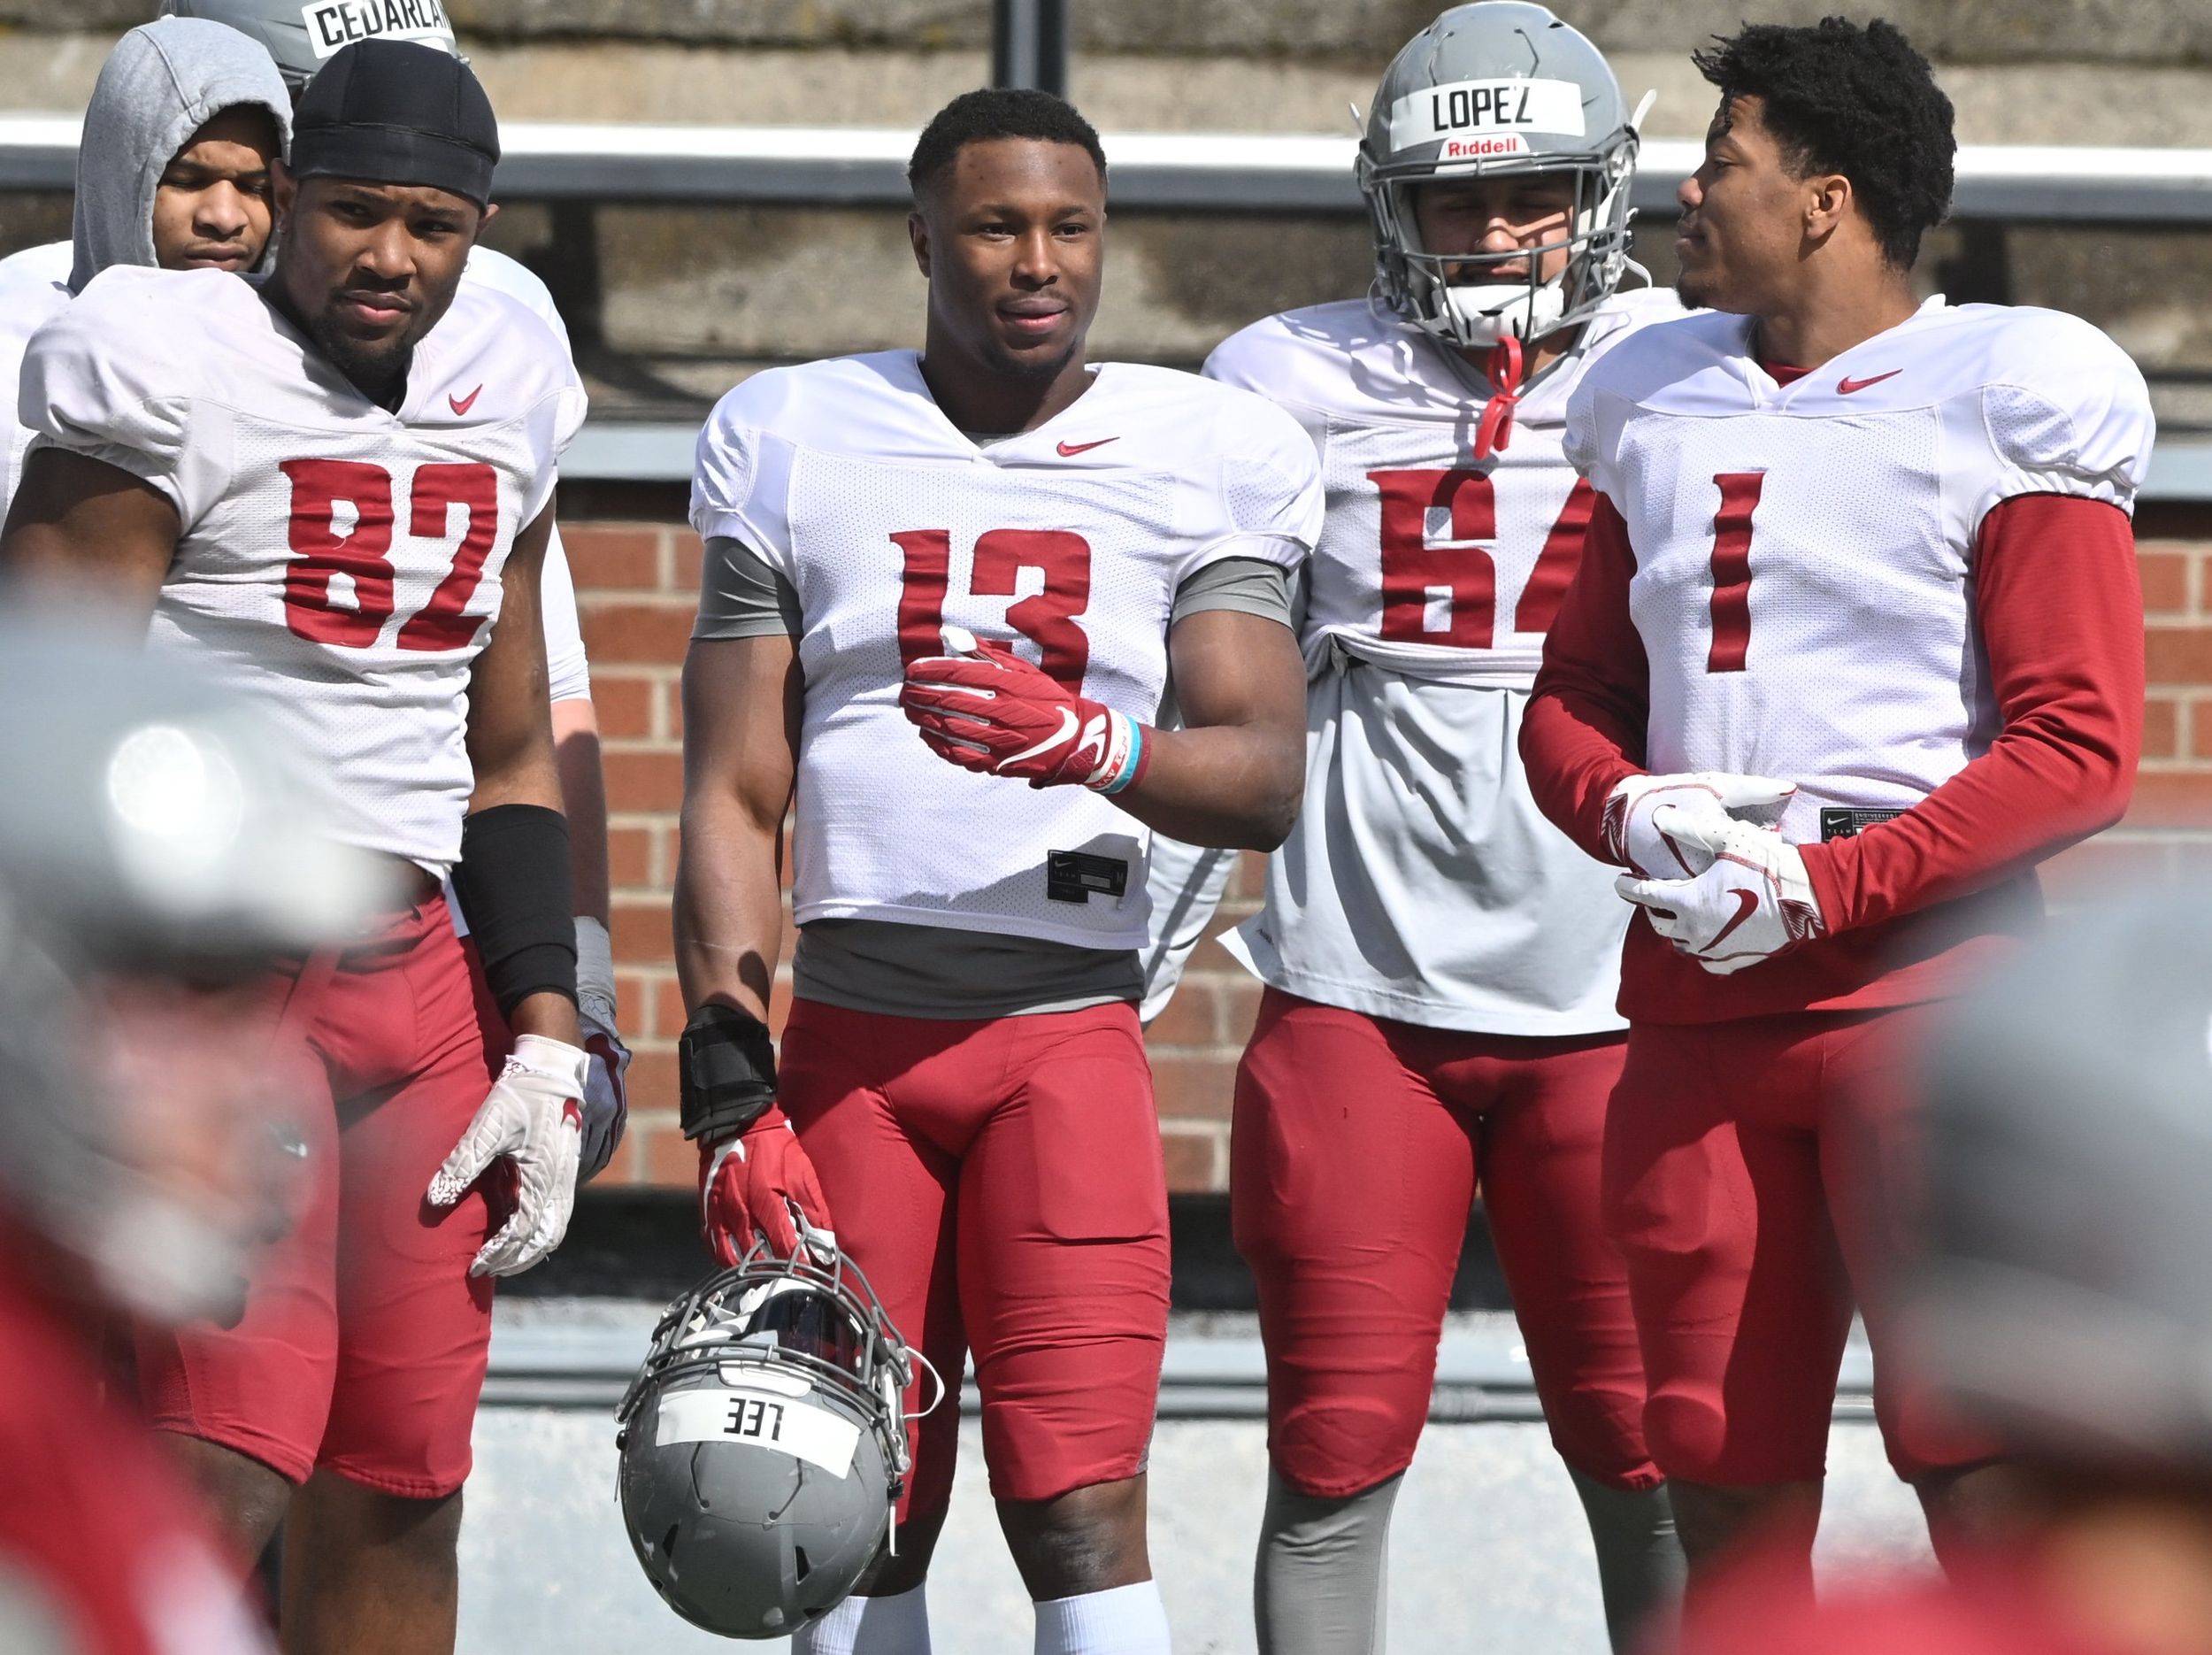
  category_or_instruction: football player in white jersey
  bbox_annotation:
[0,0,632,1163]
[0,16,288,505]
[0,639,377,1655]
[2,42,589,1654]
[1141,9,1684,1651]
[1522,17,2149,1602]
[677,89,1321,1655]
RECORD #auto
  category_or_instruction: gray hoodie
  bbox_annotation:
[68,16,293,295]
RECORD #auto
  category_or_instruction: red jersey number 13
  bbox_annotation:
[892,528,1094,694]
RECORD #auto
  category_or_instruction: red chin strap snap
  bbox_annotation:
[1473,335,1525,461]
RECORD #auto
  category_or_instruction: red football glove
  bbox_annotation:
[697,1108,833,1266]
[901,627,1150,793]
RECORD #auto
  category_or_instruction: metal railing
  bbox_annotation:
[557,420,2212,504]
[4,115,2210,221]
[482,1305,1880,1419]
[8,114,2208,496]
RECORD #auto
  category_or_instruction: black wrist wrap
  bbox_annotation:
[679,1005,778,1141]
[450,804,576,1019]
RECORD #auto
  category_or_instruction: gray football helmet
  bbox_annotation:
[0,628,385,1326]
[1901,892,2212,1474]
[617,1222,926,1640]
[1359,3,1647,349]
[157,0,457,92]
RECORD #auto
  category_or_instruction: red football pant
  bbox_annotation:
[1232,989,1659,1499]
[780,997,1171,1520]
[135,896,504,1498]
[1605,1005,1997,1486]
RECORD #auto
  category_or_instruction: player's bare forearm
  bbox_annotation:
[674,636,800,1024]
[464,508,579,1046]
[0,448,178,630]
[553,698,611,922]
[1112,609,1306,850]
[465,507,564,817]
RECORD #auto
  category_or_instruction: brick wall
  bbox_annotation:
[572,504,2212,1194]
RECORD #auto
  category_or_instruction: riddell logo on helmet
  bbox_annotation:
[1443,135,1530,158]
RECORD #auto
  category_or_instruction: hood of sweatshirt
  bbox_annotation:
[70,16,293,295]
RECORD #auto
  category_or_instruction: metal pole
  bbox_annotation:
[993,0,1069,97]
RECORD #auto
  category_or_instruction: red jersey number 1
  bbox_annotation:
[1706,472,1765,674]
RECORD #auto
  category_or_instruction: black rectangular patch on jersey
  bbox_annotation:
[1047,851,1129,904]
[1819,807,1906,842]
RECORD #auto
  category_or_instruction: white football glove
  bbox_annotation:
[1616,812,1828,975]
[575,916,629,1183]
[427,1032,589,1277]
[1603,771,1798,878]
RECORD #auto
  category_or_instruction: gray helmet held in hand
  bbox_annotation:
[617,1221,931,1639]
[158,0,457,91]
[1359,3,1647,348]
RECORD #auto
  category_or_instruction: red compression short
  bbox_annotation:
[1232,988,1659,1499]
[1604,1004,1998,1486]
[134,895,505,1499]
[779,997,1171,1518]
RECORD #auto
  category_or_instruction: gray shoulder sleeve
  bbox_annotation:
[1170,555,1294,628]
[694,534,802,641]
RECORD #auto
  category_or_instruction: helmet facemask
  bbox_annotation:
[1363,140,1640,353]
[621,1220,934,1499]
[616,1229,945,1638]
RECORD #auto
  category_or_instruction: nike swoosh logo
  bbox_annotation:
[1709,888,1763,951]
[1056,437,1118,457]
[1837,369,1901,396]
[449,384,484,415]
[1002,705,1080,768]
[1069,712,1110,772]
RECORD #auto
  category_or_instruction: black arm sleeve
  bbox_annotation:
[449,804,578,1018]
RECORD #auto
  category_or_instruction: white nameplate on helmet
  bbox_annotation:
[656,1387,862,1477]
[1390,78,1587,153]
[298,0,457,61]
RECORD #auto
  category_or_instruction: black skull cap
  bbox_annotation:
[289,38,497,208]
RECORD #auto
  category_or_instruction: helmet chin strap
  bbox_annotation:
[1475,334,1524,461]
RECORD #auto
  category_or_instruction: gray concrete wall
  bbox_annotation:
[464,1411,1932,1653]
[11,0,2212,64]
[10,3,2208,427]
[9,3,2212,142]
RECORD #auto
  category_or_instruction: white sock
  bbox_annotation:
[795,1584,931,1655]
[1033,1581,1171,1655]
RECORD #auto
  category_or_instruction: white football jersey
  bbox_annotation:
[693,350,1323,951]
[22,265,587,874]
[1153,291,1681,1035]
[0,239,594,704]
[0,261,68,512]
[1569,296,2154,847]
[459,246,592,704]
[1216,289,1681,689]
